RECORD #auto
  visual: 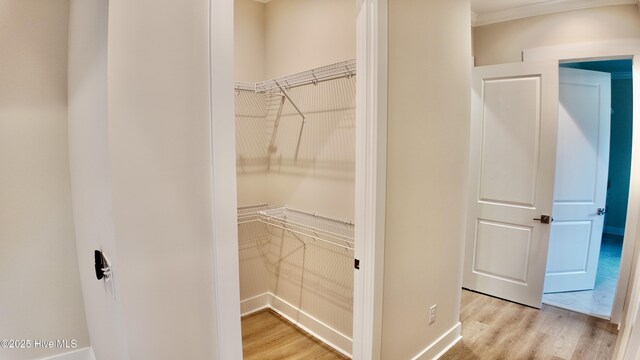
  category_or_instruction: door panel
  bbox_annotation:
[464,61,559,309]
[546,221,592,273]
[480,77,541,207]
[554,80,601,202]
[474,220,533,284]
[543,67,611,293]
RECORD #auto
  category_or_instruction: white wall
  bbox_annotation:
[69,0,242,358]
[0,1,90,359]
[67,0,130,359]
[382,0,471,358]
[106,0,225,358]
[473,5,640,66]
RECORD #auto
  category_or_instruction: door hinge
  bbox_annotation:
[355,258,360,270]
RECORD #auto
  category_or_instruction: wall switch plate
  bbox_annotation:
[429,304,437,325]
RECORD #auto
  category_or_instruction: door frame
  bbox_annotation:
[352,0,388,359]
[523,40,640,359]
[208,0,389,358]
[209,0,243,358]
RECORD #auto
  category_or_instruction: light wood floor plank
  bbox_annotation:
[441,290,618,360]
[241,290,617,360]
[241,309,348,360]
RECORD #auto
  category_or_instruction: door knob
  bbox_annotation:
[597,208,606,216]
[533,215,551,224]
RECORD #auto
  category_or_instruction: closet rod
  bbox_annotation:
[234,59,356,94]
[260,221,354,252]
[258,207,354,251]
[260,214,353,243]
[280,206,354,226]
[238,203,270,210]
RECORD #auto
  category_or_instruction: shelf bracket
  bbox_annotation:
[275,80,306,121]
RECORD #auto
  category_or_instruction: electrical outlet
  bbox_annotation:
[429,304,437,325]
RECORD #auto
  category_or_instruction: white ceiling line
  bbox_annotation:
[473,0,637,27]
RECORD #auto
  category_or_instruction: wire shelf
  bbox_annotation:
[235,59,356,94]
[258,207,354,253]
[237,203,272,225]
[235,81,257,92]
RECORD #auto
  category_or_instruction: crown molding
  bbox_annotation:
[251,0,271,3]
[473,0,637,27]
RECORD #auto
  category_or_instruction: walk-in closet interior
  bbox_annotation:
[234,0,356,357]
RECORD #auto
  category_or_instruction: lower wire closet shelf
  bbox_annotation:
[237,204,355,359]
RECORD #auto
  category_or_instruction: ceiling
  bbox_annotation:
[471,0,639,26]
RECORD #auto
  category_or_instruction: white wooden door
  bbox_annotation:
[543,67,611,293]
[464,61,559,308]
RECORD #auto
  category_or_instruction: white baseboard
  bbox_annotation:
[240,292,352,358]
[240,292,271,316]
[411,322,462,360]
[604,226,625,237]
[37,347,95,360]
[269,294,353,358]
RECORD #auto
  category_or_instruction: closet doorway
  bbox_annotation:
[234,0,358,358]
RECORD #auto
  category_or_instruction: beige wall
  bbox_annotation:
[235,0,356,217]
[264,0,357,220]
[235,0,269,209]
[107,0,220,358]
[0,1,90,359]
[383,0,471,358]
[265,78,356,341]
[474,5,640,65]
[234,0,357,347]
[235,0,271,303]
[67,0,130,359]
[235,0,266,83]
[264,0,356,79]
[265,77,356,221]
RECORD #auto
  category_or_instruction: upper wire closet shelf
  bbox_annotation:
[234,59,356,94]
[237,203,272,225]
[258,207,354,253]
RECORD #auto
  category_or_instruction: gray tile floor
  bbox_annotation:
[542,233,623,318]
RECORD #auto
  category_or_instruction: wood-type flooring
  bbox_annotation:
[241,290,618,360]
[241,309,348,360]
[441,290,618,360]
